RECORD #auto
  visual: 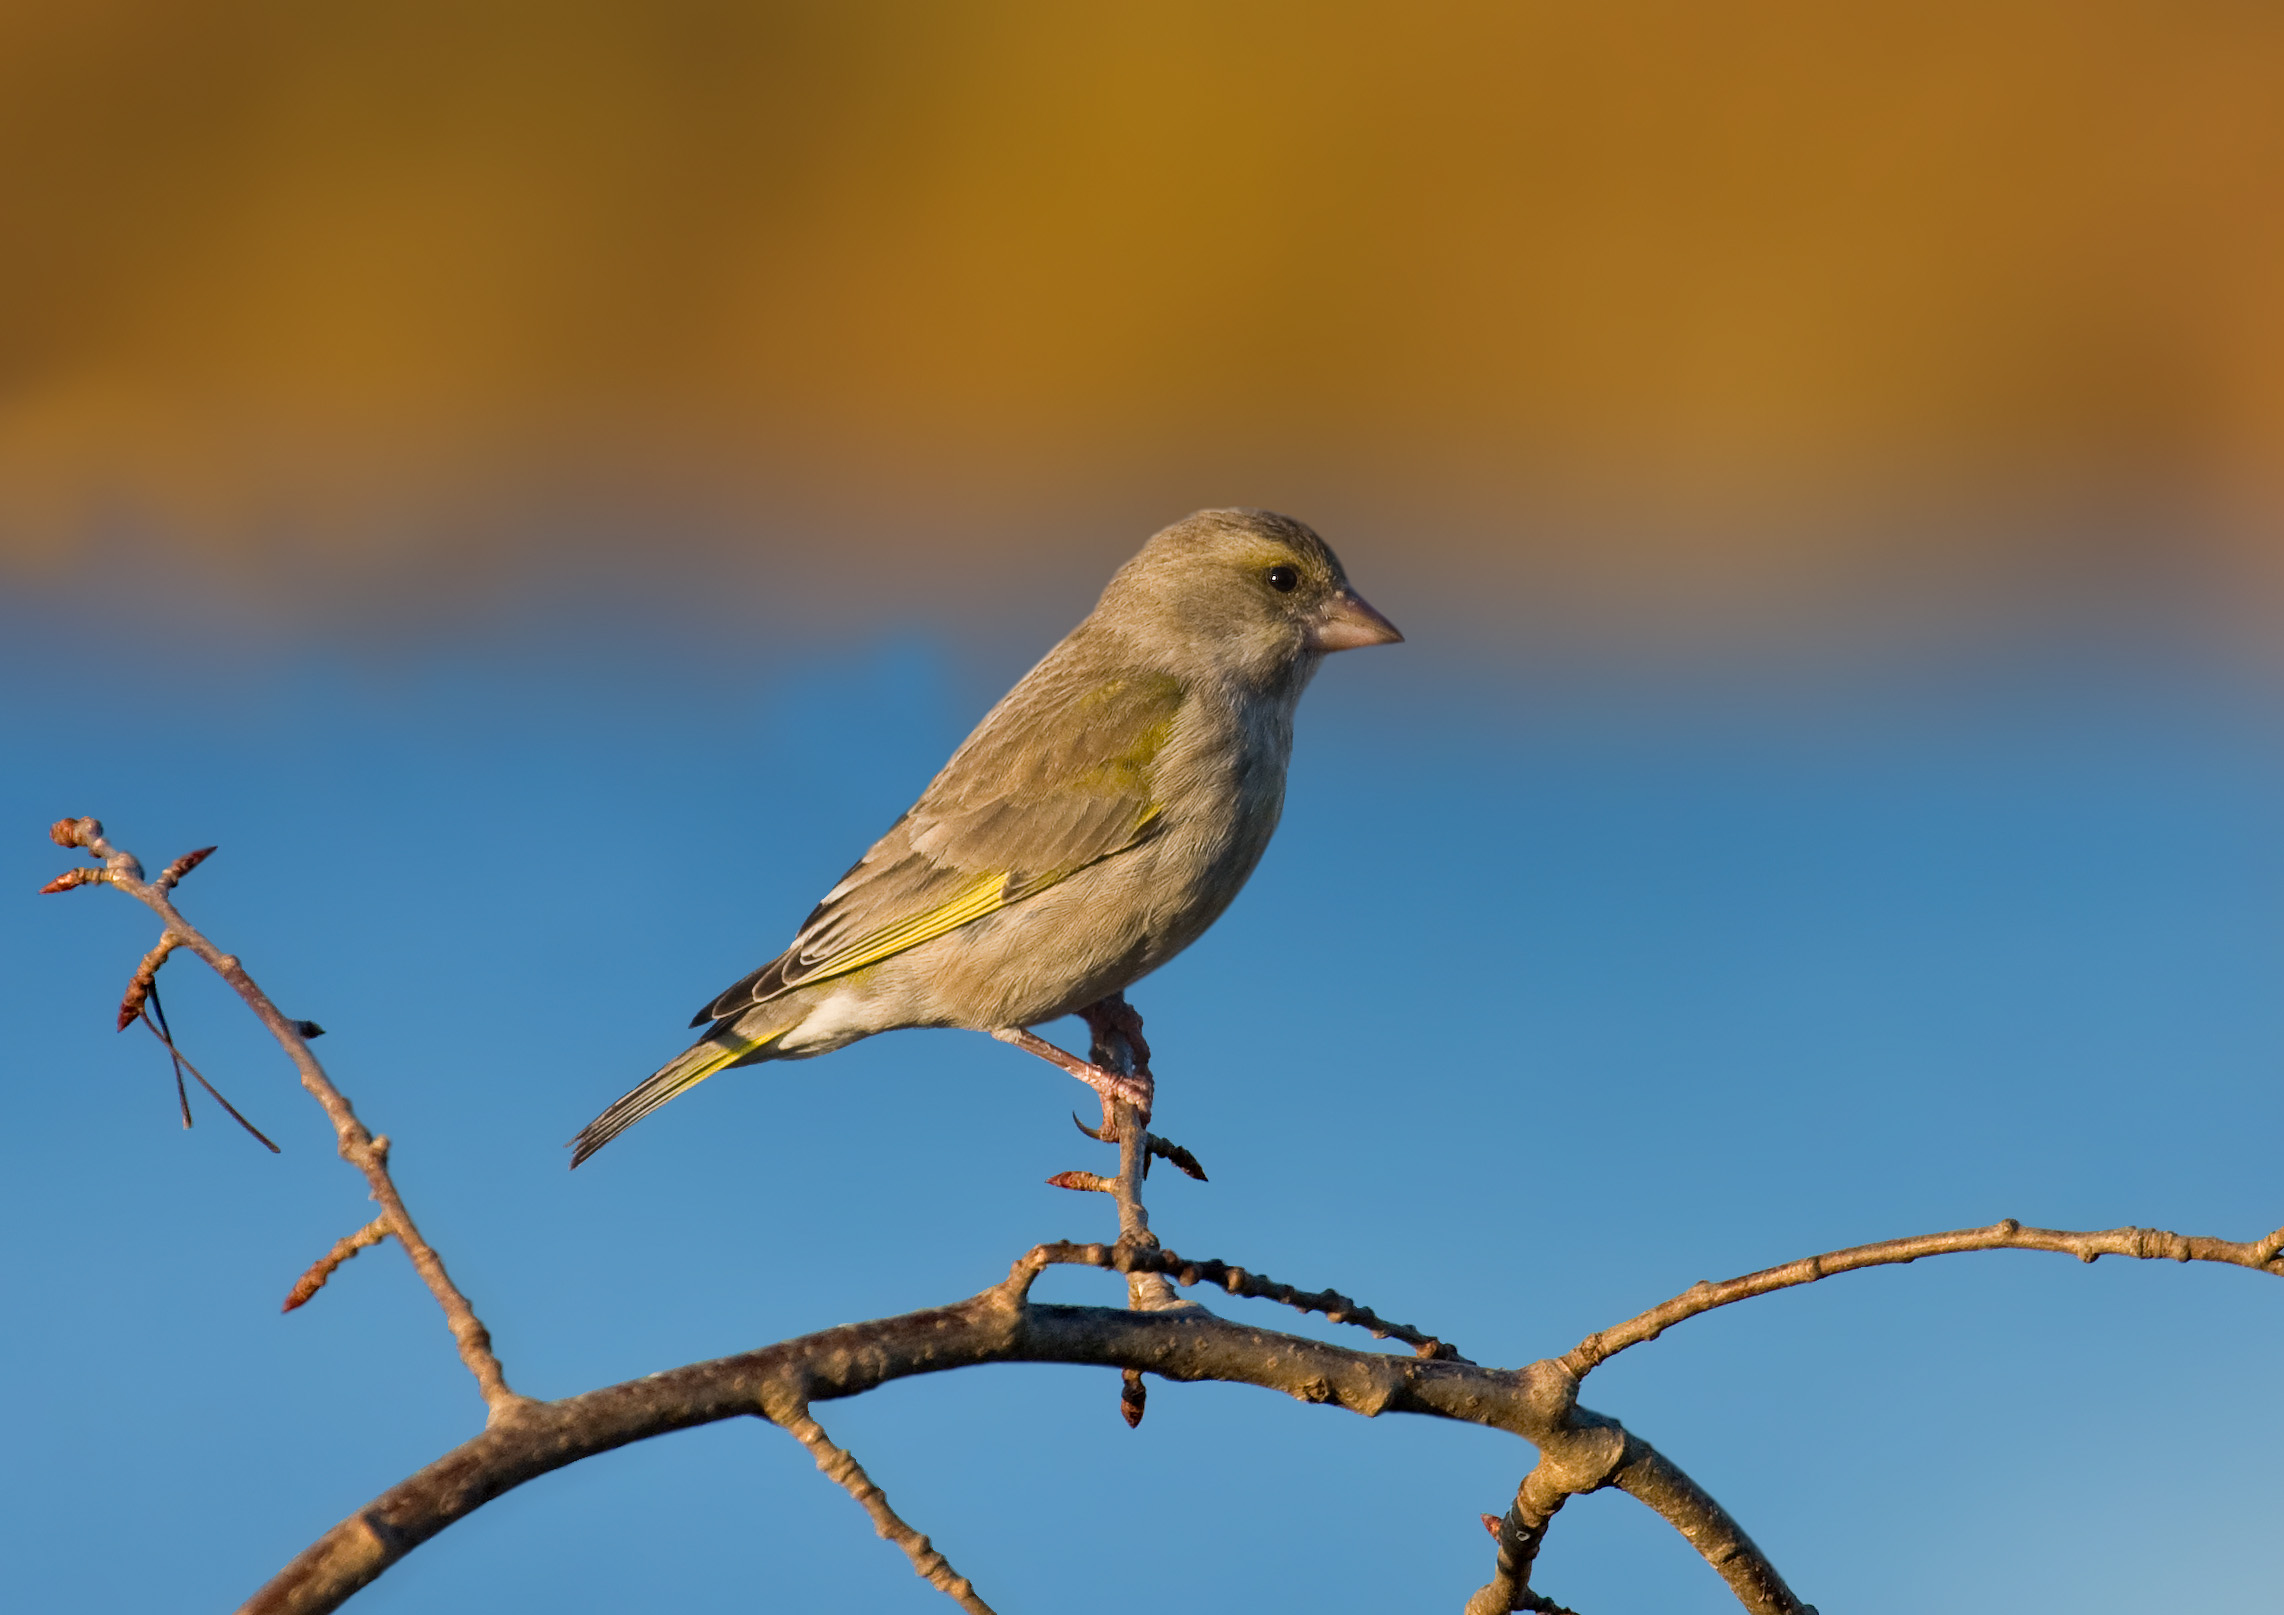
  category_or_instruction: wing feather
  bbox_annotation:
[693,660,1183,1026]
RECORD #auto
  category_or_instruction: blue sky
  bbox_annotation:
[5,584,2282,1613]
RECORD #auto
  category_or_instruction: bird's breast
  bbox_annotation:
[904,683,1301,1030]
[1127,689,1294,947]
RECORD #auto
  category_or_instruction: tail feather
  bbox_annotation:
[569,1028,775,1167]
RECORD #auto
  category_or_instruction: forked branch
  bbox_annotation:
[239,1279,1797,1615]
[1465,1210,2284,1611]
[52,814,2277,1615]
[42,818,525,1419]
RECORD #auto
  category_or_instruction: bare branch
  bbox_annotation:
[155,843,217,891]
[1011,1239,1462,1362]
[283,1218,394,1313]
[1465,1403,1820,1615]
[1145,1132,1207,1181]
[1612,1442,1814,1614]
[1043,1170,1112,1193]
[237,1286,1771,1615]
[1560,1216,2284,1379]
[1465,1464,1582,1615]
[49,818,526,1419]
[774,1405,997,1615]
[1082,999,1186,1317]
[56,812,2274,1614]
[117,936,177,1030]
[1149,1247,1463,1361]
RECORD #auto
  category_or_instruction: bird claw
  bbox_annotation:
[1072,1109,1114,1143]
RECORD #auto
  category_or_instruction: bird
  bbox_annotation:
[570,508,1401,1166]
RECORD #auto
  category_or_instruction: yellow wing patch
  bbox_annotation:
[1073,706,1178,796]
[779,673,1183,991]
[794,869,1010,985]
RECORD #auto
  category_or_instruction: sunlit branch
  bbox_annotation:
[43,817,525,1419]
[773,1406,997,1615]
[235,1280,1798,1615]
[1560,1216,2284,1380]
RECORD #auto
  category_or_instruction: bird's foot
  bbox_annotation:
[992,1026,1154,1120]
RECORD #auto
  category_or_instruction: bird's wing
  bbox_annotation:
[693,667,1184,1025]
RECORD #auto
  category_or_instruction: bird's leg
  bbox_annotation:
[1080,993,1153,1084]
[991,1026,1153,1120]
[1078,992,1154,1139]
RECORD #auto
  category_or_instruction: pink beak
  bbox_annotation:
[1308,588,1404,652]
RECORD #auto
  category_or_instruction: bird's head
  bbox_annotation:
[1095,509,1402,689]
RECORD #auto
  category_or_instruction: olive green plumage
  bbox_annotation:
[570,508,1400,1165]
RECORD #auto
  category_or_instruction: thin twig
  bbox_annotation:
[1560,1216,2284,1379]
[50,818,526,1419]
[1148,1246,1464,1362]
[139,998,280,1152]
[155,844,216,891]
[118,935,177,1030]
[1084,999,1187,1316]
[142,977,193,1128]
[1146,1132,1207,1181]
[1060,999,1199,1429]
[282,1217,393,1312]
[1043,1170,1112,1193]
[1011,1239,1463,1361]
[773,1406,996,1615]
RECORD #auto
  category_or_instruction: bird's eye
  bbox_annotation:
[1266,564,1300,593]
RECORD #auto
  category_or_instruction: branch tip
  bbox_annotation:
[49,815,101,849]
[117,937,179,1030]
[1565,1214,2284,1380]
[156,845,217,890]
[52,815,520,1412]
[283,1218,393,1312]
[1145,1132,1208,1181]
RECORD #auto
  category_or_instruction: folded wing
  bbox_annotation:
[692,664,1184,1026]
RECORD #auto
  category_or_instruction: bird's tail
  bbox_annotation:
[569,1022,783,1167]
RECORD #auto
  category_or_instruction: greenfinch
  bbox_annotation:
[571,508,1400,1165]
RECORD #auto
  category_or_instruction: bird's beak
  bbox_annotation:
[1307,588,1404,652]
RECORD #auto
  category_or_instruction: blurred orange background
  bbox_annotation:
[4,0,2281,632]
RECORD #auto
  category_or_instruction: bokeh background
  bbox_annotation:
[5,5,2283,1611]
